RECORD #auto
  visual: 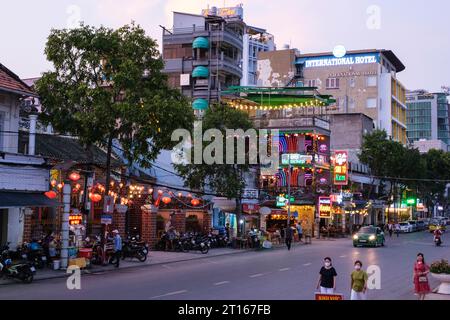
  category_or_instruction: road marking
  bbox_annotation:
[354,252,360,255]
[162,264,173,270]
[339,255,347,258]
[279,268,290,272]
[214,281,230,286]
[150,290,188,299]
[207,260,220,265]
[249,273,264,278]
[303,263,312,266]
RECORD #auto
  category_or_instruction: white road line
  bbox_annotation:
[279,268,290,272]
[249,273,264,278]
[150,290,188,299]
[162,264,173,270]
[214,281,230,286]
[303,263,312,266]
[339,255,347,258]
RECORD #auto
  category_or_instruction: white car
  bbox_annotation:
[399,222,413,233]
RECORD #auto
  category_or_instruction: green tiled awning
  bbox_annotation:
[192,66,209,78]
[193,37,209,49]
[192,99,209,110]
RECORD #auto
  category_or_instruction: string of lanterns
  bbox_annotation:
[227,99,327,111]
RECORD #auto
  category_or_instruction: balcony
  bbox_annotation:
[252,115,330,132]
[210,55,242,78]
[163,58,193,73]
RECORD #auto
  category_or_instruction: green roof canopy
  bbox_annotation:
[192,66,209,78]
[192,98,209,110]
[193,37,210,49]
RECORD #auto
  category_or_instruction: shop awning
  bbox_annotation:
[192,98,209,110]
[193,37,209,49]
[0,191,62,209]
[192,66,209,78]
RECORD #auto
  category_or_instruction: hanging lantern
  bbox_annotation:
[178,192,183,198]
[191,199,200,206]
[45,191,57,199]
[90,193,102,203]
[75,184,81,189]
[69,172,81,181]
[162,197,172,205]
[50,179,57,187]
[158,190,163,195]
[57,183,64,189]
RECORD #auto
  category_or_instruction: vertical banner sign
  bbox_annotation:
[334,150,348,185]
[103,196,114,214]
[318,197,332,218]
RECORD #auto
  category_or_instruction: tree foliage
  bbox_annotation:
[36,23,194,192]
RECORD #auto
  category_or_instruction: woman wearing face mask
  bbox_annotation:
[413,253,431,300]
[316,257,337,294]
[350,260,368,300]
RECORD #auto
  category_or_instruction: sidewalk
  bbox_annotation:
[0,238,340,285]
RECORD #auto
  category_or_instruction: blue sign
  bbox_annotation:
[101,215,113,225]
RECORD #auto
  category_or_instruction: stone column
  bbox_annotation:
[172,210,186,234]
[141,205,158,248]
[202,212,212,232]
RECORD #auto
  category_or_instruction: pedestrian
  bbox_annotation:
[225,223,230,240]
[413,253,431,300]
[111,230,122,268]
[285,226,293,251]
[395,222,400,237]
[388,222,393,238]
[350,260,368,300]
[316,257,337,294]
[296,223,303,242]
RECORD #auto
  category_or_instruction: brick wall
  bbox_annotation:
[22,210,33,243]
[173,211,186,234]
[202,212,212,232]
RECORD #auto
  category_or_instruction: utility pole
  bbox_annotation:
[286,154,292,230]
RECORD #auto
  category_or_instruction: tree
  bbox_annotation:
[36,23,194,194]
[421,149,450,213]
[175,104,255,236]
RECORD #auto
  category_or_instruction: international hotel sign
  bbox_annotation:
[333,150,348,186]
[302,53,379,68]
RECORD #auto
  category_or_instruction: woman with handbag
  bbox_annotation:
[413,253,431,300]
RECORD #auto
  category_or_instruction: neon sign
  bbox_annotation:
[333,150,348,186]
[318,197,332,218]
[304,54,378,68]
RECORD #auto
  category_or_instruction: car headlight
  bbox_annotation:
[353,235,359,240]
[369,235,376,241]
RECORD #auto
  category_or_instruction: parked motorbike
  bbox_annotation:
[184,234,209,254]
[0,247,35,284]
[122,239,148,262]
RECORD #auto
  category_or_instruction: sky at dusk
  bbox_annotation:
[1,0,449,92]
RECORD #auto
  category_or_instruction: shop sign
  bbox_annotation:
[416,203,425,211]
[318,197,332,218]
[276,194,295,207]
[69,214,83,226]
[103,196,114,214]
[243,188,259,200]
[282,154,313,165]
[101,215,113,225]
[315,293,344,301]
[333,151,348,186]
[242,204,260,214]
[115,204,128,213]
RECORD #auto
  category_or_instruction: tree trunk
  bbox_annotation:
[105,133,114,195]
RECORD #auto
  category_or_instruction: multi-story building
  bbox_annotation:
[162,5,275,116]
[406,90,450,145]
[257,48,408,144]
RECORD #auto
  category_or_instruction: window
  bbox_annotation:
[349,98,355,109]
[326,78,339,89]
[366,76,377,87]
[366,98,377,109]
[307,79,317,87]
[349,78,355,88]
[0,112,3,152]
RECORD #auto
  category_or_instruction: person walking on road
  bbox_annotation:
[395,222,401,238]
[317,257,337,294]
[413,253,431,300]
[285,226,293,251]
[111,230,122,268]
[350,260,368,300]
[388,222,394,238]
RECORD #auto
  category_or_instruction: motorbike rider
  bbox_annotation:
[434,228,443,246]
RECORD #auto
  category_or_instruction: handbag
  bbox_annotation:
[418,276,428,283]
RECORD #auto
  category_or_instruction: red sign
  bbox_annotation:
[69,214,83,226]
[315,293,344,301]
[333,150,348,186]
[318,197,332,218]
[243,204,260,214]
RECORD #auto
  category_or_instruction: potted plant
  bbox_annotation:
[430,259,450,295]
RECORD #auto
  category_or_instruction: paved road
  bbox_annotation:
[1,231,448,300]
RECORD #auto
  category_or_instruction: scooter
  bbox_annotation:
[0,250,35,284]
[434,235,442,246]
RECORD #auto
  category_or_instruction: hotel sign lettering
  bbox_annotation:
[333,150,348,186]
[304,54,378,68]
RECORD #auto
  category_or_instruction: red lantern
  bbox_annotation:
[45,191,57,199]
[191,199,200,206]
[69,172,81,181]
[90,193,102,203]
[162,196,172,205]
